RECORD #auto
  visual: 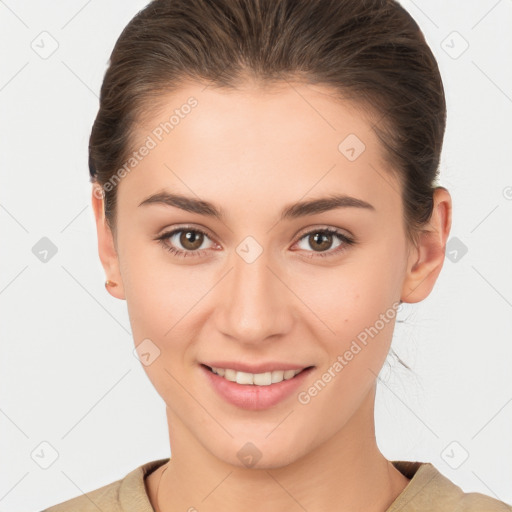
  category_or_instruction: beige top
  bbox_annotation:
[41,458,512,511]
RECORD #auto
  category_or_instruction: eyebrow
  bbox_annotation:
[138,191,375,221]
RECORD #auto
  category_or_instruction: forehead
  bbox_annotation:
[118,81,401,220]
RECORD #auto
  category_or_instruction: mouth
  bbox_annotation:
[200,363,315,386]
[200,362,315,410]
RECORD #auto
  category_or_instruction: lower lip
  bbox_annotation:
[200,364,314,411]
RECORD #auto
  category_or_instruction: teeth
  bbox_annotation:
[210,366,303,385]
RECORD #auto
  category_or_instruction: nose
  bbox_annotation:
[214,247,294,345]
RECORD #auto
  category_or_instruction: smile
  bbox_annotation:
[200,363,315,410]
[206,365,308,386]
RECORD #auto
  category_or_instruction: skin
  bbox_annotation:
[92,80,452,512]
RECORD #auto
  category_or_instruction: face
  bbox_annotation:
[93,80,447,469]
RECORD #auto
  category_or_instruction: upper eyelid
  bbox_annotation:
[295,225,352,240]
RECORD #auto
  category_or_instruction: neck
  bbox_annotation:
[149,385,410,512]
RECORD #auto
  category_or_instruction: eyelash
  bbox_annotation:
[155,226,356,260]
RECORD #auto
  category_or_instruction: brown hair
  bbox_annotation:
[89,0,446,249]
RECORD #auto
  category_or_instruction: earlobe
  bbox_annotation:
[400,187,452,304]
[91,184,126,300]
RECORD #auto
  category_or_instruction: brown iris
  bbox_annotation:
[308,232,333,252]
[180,230,204,251]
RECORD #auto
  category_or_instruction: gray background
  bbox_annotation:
[1,0,511,510]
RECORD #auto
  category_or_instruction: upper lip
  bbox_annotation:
[201,361,313,374]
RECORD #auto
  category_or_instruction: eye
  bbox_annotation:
[155,225,356,260]
[155,226,217,258]
[293,227,355,258]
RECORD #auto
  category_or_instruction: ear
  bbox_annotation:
[401,186,452,304]
[91,184,125,300]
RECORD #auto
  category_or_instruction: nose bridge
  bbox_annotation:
[217,246,291,343]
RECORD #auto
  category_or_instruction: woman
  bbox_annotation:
[42,0,511,510]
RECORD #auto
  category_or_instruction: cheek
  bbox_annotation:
[290,242,402,378]
[120,239,193,347]
[292,257,397,334]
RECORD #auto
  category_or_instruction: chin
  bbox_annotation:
[205,432,312,471]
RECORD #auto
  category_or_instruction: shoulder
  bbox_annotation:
[41,478,122,512]
[390,461,512,512]
[40,458,169,512]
